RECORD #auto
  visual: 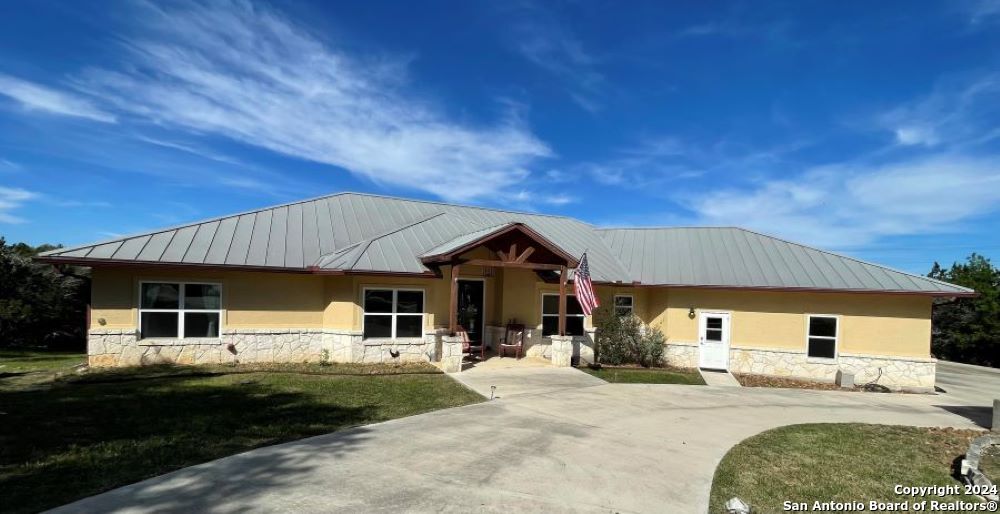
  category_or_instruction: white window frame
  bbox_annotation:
[362,287,426,340]
[138,281,223,340]
[613,294,634,316]
[805,314,839,360]
[540,293,586,337]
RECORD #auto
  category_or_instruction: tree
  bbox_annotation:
[928,253,1000,367]
[0,238,89,350]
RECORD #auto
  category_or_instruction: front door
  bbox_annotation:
[456,280,485,344]
[698,311,731,370]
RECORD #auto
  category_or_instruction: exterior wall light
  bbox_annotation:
[688,307,696,319]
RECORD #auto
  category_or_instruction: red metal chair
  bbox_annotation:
[498,323,525,359]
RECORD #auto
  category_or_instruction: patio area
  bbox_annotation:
[461,352,555,372]
[449,355,605,399]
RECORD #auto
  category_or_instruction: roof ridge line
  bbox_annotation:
[314,211,465,270]
[419,221,518,258]
[341,191,576,221]
[311,240,363,267]
[735,227,973,292]
[594,226,743,231]
[354,212,449,270]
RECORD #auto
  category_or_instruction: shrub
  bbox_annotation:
[639,327,665,367]
[594,306,666,367]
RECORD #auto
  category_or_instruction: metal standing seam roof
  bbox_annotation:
[595,227,972,295]
[420,222,516,259]
[38,192,974,295]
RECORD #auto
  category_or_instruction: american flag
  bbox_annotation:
[573,252,599,316]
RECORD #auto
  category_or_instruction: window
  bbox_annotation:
[613,295,634,317]
[363,289,424,339]
[807,315,838,359]
[139,282,222,339]
[541,294,585,336]
[704,316,723,341]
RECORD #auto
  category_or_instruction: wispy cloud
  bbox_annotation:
[0,158,21,171]
[576,135,811,189]
[50,0,551,202]
[44,198,113,208]
[676,18,795,44]
[0,74,116,123]
[877,73,1000,148]
[508,8,606,112]
[0,186,37,224]
[134,136,249,168]
[963,0,1000,25]
[687,155,1000,248]
[510,189,576,207]
[684,74,1000,248]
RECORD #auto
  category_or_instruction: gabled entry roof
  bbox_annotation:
[38,192,974,296]
[421,223,579,267]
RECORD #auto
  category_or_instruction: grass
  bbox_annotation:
[579,365,706,384]
[709,423,986,513]
[0,359,482,513]
[0,349,86,373]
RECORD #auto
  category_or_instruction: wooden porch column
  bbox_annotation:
[449,264,461,334]
[558,265,567,336]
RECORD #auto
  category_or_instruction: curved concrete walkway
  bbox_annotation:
[50,367,991,514]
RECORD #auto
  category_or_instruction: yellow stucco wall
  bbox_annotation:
[90,267,327,329]
[90,266,933,358]
[642,288,932,358]
[594,285,650,321]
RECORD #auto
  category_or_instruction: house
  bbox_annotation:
[37,192,974,390]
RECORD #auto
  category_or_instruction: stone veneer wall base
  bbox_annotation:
[663,343,699,369]
[88,328,439,367]
[660,342,934,390]
[730,347,935,391]
[90,329,937,390]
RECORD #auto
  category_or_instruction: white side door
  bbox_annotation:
[698,311,731,370]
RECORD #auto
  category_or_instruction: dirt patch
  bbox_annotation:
[734,373,847,390]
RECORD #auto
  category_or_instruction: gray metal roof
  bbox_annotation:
[38,192,972,295]
[596,227,972,294]
[314,212,489,273]
[421,223,514,259]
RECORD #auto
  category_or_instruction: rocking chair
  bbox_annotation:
[498,323,525,359]
[457,326,486,361]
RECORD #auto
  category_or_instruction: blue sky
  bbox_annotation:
[1,0,999,273]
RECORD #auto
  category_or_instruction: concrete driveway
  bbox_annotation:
[51,364,997,514]
[936,360,1000,416]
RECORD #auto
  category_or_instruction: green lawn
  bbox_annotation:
[579,365,705,384]
[0,349,86,373]
[709,423,986,513]
[0,360,482,514]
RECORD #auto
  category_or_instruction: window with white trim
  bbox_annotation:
[363,289,425,339]
[139,282,222,339]
[613,294,634,317]
[541,294,585,336]
[807,315,838,359]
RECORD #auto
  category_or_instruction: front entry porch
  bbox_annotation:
[422,222,593,373]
